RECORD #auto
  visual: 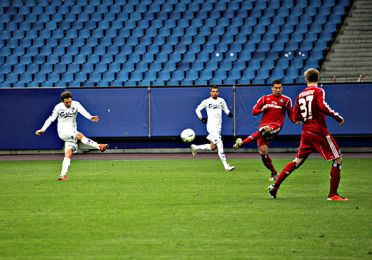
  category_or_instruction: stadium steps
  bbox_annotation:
[320,0,372,82]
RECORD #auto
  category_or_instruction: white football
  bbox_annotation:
[180,128,195,143]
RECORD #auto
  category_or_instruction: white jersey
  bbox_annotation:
[41,100,92,134]
[195,97,230,133]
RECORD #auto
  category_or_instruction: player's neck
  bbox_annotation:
[307,83,318,88]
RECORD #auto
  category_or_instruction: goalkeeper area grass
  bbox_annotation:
[0,157,371,259]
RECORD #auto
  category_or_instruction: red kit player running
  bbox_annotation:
[268,68,348,201]
[234,79,294,181]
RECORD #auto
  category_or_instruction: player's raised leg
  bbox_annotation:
[233,131,262,150]
[76,132,108,152]
[190,143,212,156]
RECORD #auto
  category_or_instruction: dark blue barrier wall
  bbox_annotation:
[0,84,371,149]
[72,88,149,137]
[150,87,234,137]
[0,89,63,149]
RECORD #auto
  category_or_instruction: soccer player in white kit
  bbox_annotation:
[35,91,108,181]
[191,86,235,171]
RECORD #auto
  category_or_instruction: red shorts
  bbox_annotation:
[296,131,341,161]
[257,124,281,147]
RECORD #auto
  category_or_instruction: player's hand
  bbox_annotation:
[200,117,207,124]
[339,119,345,125]
[261,104,268,112]
[35,129,44,136]
[90,115,100,122]
[295,121,301,125]
[227,112,233,118]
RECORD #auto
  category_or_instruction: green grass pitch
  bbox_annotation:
[0,157,371,259]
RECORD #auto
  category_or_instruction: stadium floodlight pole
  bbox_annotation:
[233,84,236,137]
[148,86,151,138]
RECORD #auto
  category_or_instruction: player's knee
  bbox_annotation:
[334,156,343,165]
[65,149,73,158]
[258,145,268,155]
[293,157,303,168]
[76,132,83,140]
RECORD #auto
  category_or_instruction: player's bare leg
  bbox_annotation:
[76,132,108,152]
[328,156,348,201]
[258,145,277,181]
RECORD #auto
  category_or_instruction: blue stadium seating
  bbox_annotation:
[0,0,351,87]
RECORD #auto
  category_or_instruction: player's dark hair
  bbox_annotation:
[304,68,319,83]
[272,79,282,86]
[210,85,219,91]
[60,91,72,101]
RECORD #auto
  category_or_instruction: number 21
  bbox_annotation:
[298,95,313,121]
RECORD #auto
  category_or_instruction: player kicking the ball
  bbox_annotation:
[233,79,294,181]
[191,85,235,172]
[35,91,108,181]
[268,69,348,201]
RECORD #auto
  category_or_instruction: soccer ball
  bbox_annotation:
[180,128,195,143]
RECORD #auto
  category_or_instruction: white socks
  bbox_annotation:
[61,157,71,176]
[193,144,212,152]
[216,141,228,168]
[81,136,100,149]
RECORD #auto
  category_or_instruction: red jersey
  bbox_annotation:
[292,86,344,135]
[252,94,293,128]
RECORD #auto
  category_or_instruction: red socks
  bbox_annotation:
[274,161,297,188]
[329,163,341,197]
[242,131,262,145]
[261,154,277,174]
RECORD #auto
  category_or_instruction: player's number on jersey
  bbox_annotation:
[299,95,314,121]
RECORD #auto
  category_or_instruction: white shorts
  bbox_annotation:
[207,131,222,144]
[58,130,78,153]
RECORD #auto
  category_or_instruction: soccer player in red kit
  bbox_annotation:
[268,68,348,201]
[234,79,294,181]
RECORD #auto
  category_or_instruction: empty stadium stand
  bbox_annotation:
[320,0,372,82]
[0,0,352,87]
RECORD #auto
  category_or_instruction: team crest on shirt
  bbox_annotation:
[279,99,284,103]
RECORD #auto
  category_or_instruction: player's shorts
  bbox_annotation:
[207,130,222,144]
[296,131,341,161]
[58,130,78,153]
[257,124,281,147]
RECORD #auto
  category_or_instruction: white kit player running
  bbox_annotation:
[35,91,108,181]
[191,85,235,171]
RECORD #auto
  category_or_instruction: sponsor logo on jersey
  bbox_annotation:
[59,111,76,118]
[267,103,282,109]
[208,103,222,109]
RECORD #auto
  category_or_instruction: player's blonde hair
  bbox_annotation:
[304,68,319,83]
